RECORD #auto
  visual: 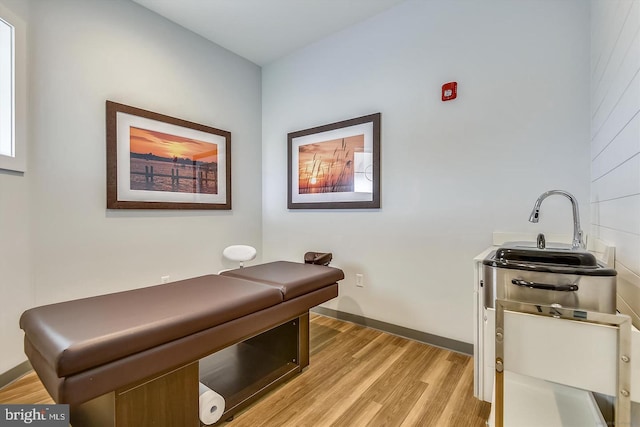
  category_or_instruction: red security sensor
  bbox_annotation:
[442,82,457,101]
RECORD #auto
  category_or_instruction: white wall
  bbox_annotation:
[0,0,31,374]
[27,0,262,306]
[262,0,591,343]
[0,0,263,372]
[590,1,640,320]
[590,4,639,419]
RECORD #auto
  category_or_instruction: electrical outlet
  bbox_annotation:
[161,275,170,284]
[356,273,364,287]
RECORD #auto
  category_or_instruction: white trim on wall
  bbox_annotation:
[0,4,24,173]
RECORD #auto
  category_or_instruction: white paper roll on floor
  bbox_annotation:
[199,382,226,425]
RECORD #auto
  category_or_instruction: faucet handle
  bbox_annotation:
[536,233,546,249]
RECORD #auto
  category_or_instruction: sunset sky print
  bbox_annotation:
[298,134,364,192]
[129,126,217,162]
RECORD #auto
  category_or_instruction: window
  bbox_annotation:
[0,9,23,173]
[0,16,13,159]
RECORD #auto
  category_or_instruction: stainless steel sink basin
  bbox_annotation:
[483,243,617,313]
[494,246,598,268]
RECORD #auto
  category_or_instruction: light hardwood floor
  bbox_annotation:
[0,314,490,426]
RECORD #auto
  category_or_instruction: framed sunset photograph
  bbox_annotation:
[106,101,231,209]
[288,113,380,209]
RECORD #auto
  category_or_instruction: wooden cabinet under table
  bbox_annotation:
[70,313,310,427]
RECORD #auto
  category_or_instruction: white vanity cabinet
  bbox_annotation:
[473,235,640,426]
[473,247,494,402]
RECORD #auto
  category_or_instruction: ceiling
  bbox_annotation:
[131,0,406,66]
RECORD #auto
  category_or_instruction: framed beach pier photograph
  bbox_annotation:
[106,101,231,209]
[288,113,380,209]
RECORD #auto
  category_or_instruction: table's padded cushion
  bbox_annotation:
[221,261,344,300]
[19,275,283,377]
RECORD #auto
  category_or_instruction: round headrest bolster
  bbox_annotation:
[223,245,257,262]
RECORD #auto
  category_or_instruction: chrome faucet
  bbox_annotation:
[528,190,585,250]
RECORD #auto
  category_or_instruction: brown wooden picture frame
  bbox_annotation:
[287,113,380,209]
[106,101,231,210]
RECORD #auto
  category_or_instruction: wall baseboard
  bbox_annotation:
[312,307,473,355]
[0,360,32,389]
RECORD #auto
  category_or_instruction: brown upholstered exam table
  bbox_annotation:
[19,261,343,426]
